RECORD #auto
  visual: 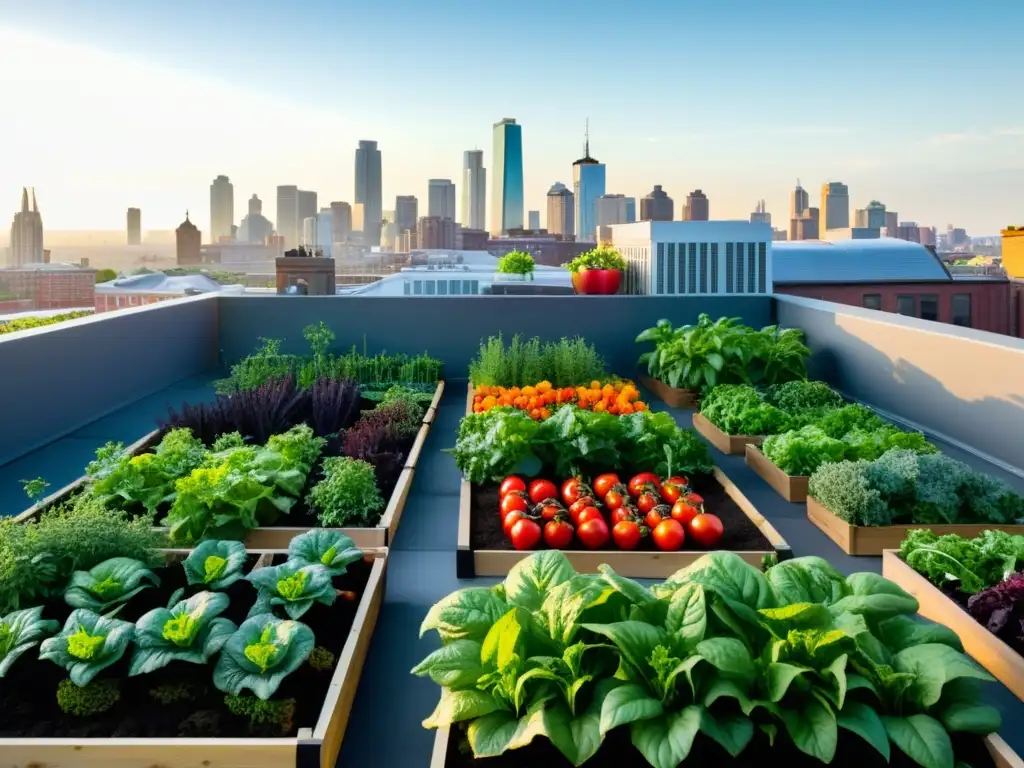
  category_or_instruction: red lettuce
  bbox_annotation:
[967,572,1024,652]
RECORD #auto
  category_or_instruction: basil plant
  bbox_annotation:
[183,540,249,591]
[39,609,134,686]
[247,562,336,620]
[287,530,362,577]
[130,591,237,676]
[214,614,314,700]
[0,606,60,678]
[64,557,160,613]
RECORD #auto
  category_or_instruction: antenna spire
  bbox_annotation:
[584,118,590,158]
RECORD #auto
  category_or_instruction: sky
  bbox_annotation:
[2,0,1022,237]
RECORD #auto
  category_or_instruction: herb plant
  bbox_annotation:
[469,333,607,389]
[247,562,337,619]
[496,250,536,278]
[306,457,385,527]
[213,614,315,699]
[130,591,237,675]
[183,540,249,590]
[0,606,59,678]
[40,609,135,686]
[287,529,363,577]
[64,557,161,613]
[566,245,627,273]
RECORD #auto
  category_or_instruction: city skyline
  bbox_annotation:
[2,3,1023,235]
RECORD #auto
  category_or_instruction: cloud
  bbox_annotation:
[927,129,1024,145]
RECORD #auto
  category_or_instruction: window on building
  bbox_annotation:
[699,243,708,293]
[747,244,756,293]
[666,244,676,294]
[951,294,972,327]
[757,243,767,293]
[896,295,916,316]
[437,279,448,295]
[413,280,422,295]
[687,243,697,294]
[403,281,411,295]
[862,293,882,310]
[919,294,938,322]
[736,244,745,294]
[725,243,734,292]
[450,279,460,295]
[710,243,719,293]
[656,242,665,294]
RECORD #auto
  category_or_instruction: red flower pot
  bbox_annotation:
[572,268,621,295]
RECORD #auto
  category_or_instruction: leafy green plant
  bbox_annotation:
[247,562,337,619]
[306,457,385,527]
[636,315,752,392]
[753,326,811,386]
[468,333,607,388]
[308,646,336,671]
[20,476,49,506]
[566,246,627,273]
[287,529,363,577]
[56,678,121,716]
[0,606,59,677]
[213,614,315,699]
[130,591,237,675]
[40,609,135,686]
[699,385,791,436]
[899,529,1024,595]
[496,250,536,279]
[0,310,93,335]
[224,694,297,734]
[765,380,843,414]
[64,557,161,613]
[183,540,249,590]
[762,426,847,476]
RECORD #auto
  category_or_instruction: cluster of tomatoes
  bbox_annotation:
[497,472,725,552]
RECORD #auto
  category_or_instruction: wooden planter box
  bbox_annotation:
[882,550,1024,703]
[427,719,1021,768]
[809,496,1024,556]
[17,381,445,549]
[638,374,700,410]
[0,547,388,768]
[745,444,809,503]
[692,412,765,455]
[456,467,791,579]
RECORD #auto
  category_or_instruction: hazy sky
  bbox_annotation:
[2,0,1022,236]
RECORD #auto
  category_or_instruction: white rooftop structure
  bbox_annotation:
[94,271,246,296]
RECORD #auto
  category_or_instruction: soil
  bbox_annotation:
[0,558,372,739]
[442,720,997,768]
[470,474,773,554]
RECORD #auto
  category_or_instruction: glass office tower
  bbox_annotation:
[490,118,524,235]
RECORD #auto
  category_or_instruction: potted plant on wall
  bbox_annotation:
[566,246,626,295]
[495,250,535,281]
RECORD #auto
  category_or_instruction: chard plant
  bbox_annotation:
[0,606,59,677]
[247,562,336,620]
[287,529,363,577]
[64,557,160,613]
[183,540,249,590]
[213,614,314,699]
[39,609,135,686]
[130,591,237,676]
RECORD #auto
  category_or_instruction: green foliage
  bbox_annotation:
[307,645,336,671]
[469,333,607,388]
[213,614,315,700]
[496,250,536,278]
[164,267,246,285]
[130,591,236,675]
[93,267,119,283]
[20,477,49,503]
[0,606,59,678]
[566,246,627,273]
[150,682,202,704]
[56,678,121,716]
[762,426,848,477]
[64,557,160,613]
[413,550,998,768]
[899,529,1024,595]
[306,457,385,527]
[183,540,249,590]
[287,529,363,577]
[247,562,337,620]
[224,694,297,735]
[0,310,93,335]
[764,380,844,414]
[40,609,135,686]
[450,405,712,485]
[699,385,791,436]
[362,383,436,405]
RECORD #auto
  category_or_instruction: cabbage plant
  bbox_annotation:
[287,530,362,577]
[213,614,314,699]
[39,609,134,686]
[183,540,249,590]
[247,562,336,620]
[64,557,160,613]
[0,606,59,677]
[130,591,237,676]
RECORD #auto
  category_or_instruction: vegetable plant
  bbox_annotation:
[287,529,363,577]
[183,540,249,590]
[213,614,315,699]
[64,557,161,613]
[637,315,754,393]
[305,457,385,527]
[699,385,791,436]
[566,245,627,273]
[130,591,236,675]
[968,573,1024,654]
[469,333,607,389]
[0,606,59,677]
[40,608,135,686]
[496,249,536,279]
[247,562,337,619]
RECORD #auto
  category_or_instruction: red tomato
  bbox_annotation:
[592,473,621,499]
[610,506,634,524]
[499,476,527,498]
[612,520,642,550]
[500,493,528,516]
[561,477,590,506]
[569,496,596,525]
[670,501,701,528]
[628,473,661,498]
[577,518,610,550]
[637,492,661,514]
[652,519,686,551]
[544,519,574,549]
[659,476,689,504]
[688,513,724,548]
[528,479,559,504]
[604,489,626,511]
[539,503,563,522]
[502,510,526,537]
[576,507,603,525]
[644,508,664,529]
[683,492,704,506]
[510,519,542,550]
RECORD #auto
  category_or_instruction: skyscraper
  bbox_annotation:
[330,202,352,244]
[277,185,299,248]
[854,200,887,229]
[789,181,810,241]
[528,210,540,230]
[750,200,771,225]
[683,190,709,221]
[624,198,636,224]
[821,182,850,231]
[640,185,673,221]
[461,150,486,230]
[210,175,235,243]
[355,140,383,246]
[175,211,201,265]
[596,195,631,227]
[395,196,418,238]
[428,179,457,220]
[126,207,141,245]
[546,182,574,238]
[10,188,44,267]
[238,194,272,244]
[297,190,318,236]
[572,123,605,243]
[491,118,524,235]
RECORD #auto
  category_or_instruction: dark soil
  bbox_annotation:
[0,559,372,739]
[443,720,996,768]
[470,474,773,553]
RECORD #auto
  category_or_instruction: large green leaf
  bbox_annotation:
[64,557,161,613]
[837,700,890,760]
[246,561,336,620]
[830,573,918,620]
[543,682,614,766]
[695,637,756,682]
[875,615,963,654]
[938,702,1001,735]
[892,644,994,708]
[598,565,666,625]
[422,687,505,729]
[467,698,549,757]
[664,552,773,629]
[540,576,619,646]
[630,705,704,768]
[481,608,525,670]
[758,602,833,636]
[883,714,954,768]
[410,639,487,689]
[0,606,59,678]
[582,621,668,686]
[699,708,754,757]
[182,540,249,590]
[600,683,663,735]
[780,691,837,763]
[212,613,314,700]
[286,529,362,577]
[665,583,706,651]
[767,662,808,702]
[504,551,576,613]
[420,587,509,643]
[129,591,236,676]
[39,609,135,687]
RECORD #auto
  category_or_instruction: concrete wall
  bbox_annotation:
[0,295,219,466]
[776,294,1024,475]
[216,295,774,377]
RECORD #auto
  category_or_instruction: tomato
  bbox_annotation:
[612,520,642,550]
[528,479,559,504]
[499,476,526,498]
[628,472,661,498]
[644,508,664,529]
[610,506,634,524]
[544,519,574,549]
[576,507,603,525]
[688,513,724,548]
[637,491,661,514]
[670,501,701,528]
[652,519,686,551]
[510,519,542,550]
[561,477,590,506]
[577,518,610,550]
[539,502,563,522]
[500,493,528,516]
[569,496,596,525]
[592,473,621,499]
[502,510,526,537]
[683,492,704,507]
[659,476,689,504]
[604,489,626,511]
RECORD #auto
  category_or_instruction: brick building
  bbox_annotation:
[0,264,96,311]
[485,234,589,267]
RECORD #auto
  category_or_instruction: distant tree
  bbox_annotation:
[94,268,118,283]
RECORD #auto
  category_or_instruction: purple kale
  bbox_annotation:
[967,572,1024,652]
[161,398,236,446]
[309,377,361,437]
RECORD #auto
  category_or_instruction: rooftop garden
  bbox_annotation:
[0,310,94,334]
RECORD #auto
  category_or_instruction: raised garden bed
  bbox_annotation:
[745,443,808,503]
[638,374,699,409]
[808,496,1024,556]
[0,544,388,768]
[882,550,1024,704]
[692,411,764,455]
[17,381,444,549]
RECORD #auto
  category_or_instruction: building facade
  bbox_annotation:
[330,202,353,244]
[527,210,540,230]
[0,264,95,310]
[395,196,418,241]
[491,119,524,235]
[546,183,574,238]
[126,208,141,245]
[176,212,202,265]
[790,182,809,222]
[355,140,383,247]
[461,150,486,231]
[750,200,771,225]
[428,179,457,220]
[596,194,631,229]
[821,181,850,231]
[854,200,887,229]
[9,188,44,267]
[791,207,820,240]
[297,190,317,240]
[640,185,674,222]
[572,136,605,243]
[896,222,922,243]
[418,216,456,249]
[683,190,710,221]
[276,186,299,249]
[238,194,273,245]
[210,175,234,243]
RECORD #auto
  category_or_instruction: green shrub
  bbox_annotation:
[224,694,296,735]
[306,457,384,527]
[496,250,535,278]
[56,678,121,716]
[307,646,336,672]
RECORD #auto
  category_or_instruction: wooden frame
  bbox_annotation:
[0,547,389,768]
[638,374,700,410]
[427,722,1022,768]
[456,467,791,579]
[16,381,445,549]
[692,412,765,455]
[882,550,1024,704]
[745,444,808,503]
[808,497,1024,556]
